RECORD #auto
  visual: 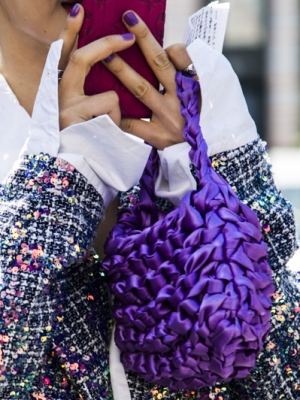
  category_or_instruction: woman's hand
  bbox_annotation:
[57,6,197,150]
[57,5,135,130]
[102,11,193,150]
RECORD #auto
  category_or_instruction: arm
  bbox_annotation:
[120,40,297,270]
[209,139,297,270]
[0,152,106,395]
[154,39,259,206]
[0,38,151,398]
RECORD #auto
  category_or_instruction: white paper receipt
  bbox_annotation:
[184,1,230,53]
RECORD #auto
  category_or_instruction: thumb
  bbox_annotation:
[58,4,85,70]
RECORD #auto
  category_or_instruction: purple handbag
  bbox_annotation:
[102,74,274,391]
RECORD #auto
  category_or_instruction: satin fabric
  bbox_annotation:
[103,74,274,391]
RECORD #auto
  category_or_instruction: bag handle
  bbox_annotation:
[138,73,204,204]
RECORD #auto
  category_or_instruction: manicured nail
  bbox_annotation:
[123,12,139,27]
[70,4,80,18]
[104,54,115,63]
[121,33,135,41]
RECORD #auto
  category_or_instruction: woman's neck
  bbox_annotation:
[0,27,49,116]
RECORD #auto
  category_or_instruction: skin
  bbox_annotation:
[0,0,195,254]
[0,0,71,115]
[0,0,194,149]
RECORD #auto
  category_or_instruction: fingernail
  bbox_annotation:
[121,33,135,41]
[70,3,80,18]
[104,54,115,63]
[123,12,139,27]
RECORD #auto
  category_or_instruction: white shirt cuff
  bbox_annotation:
[155,142,196,207]
[59,115,152,205]
[187,39,258,156]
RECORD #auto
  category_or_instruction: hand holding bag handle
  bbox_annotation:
[103,73,274,391]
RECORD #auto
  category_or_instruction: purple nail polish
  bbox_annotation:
[69,3,80,18]
[121,33,135,41]
[104,54,115,63]
[123,12,139,27]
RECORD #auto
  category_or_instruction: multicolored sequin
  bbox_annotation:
[122,139,299,400]
[0,138,298,400]
[0,154,113,399]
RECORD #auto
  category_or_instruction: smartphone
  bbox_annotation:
[78,0,167,119]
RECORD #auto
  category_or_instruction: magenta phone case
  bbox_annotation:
[78,0,167,119]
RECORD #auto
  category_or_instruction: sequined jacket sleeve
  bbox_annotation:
[209,138,297,272]
[0,153,114,398]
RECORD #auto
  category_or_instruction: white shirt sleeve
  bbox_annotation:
[155,142,196,207]
[17,39,145,399]
[59,116,152,206]
[19,39,152,207]
[155,39,259,206]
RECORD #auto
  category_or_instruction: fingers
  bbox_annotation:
[165,44,192,71]
[60,34,135,97]
[60,91,121,130]
[166,44,201,111]
[85,91,121,125]
[122,11,177,93]
[121,118,183,150]
[166,43,199,82]
[103,54,164,114]
[58,4,85,70]
[121,118,157,144]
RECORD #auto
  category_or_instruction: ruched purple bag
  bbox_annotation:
[102,73,274,391]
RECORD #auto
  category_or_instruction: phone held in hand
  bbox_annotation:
[78,0,167,119]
